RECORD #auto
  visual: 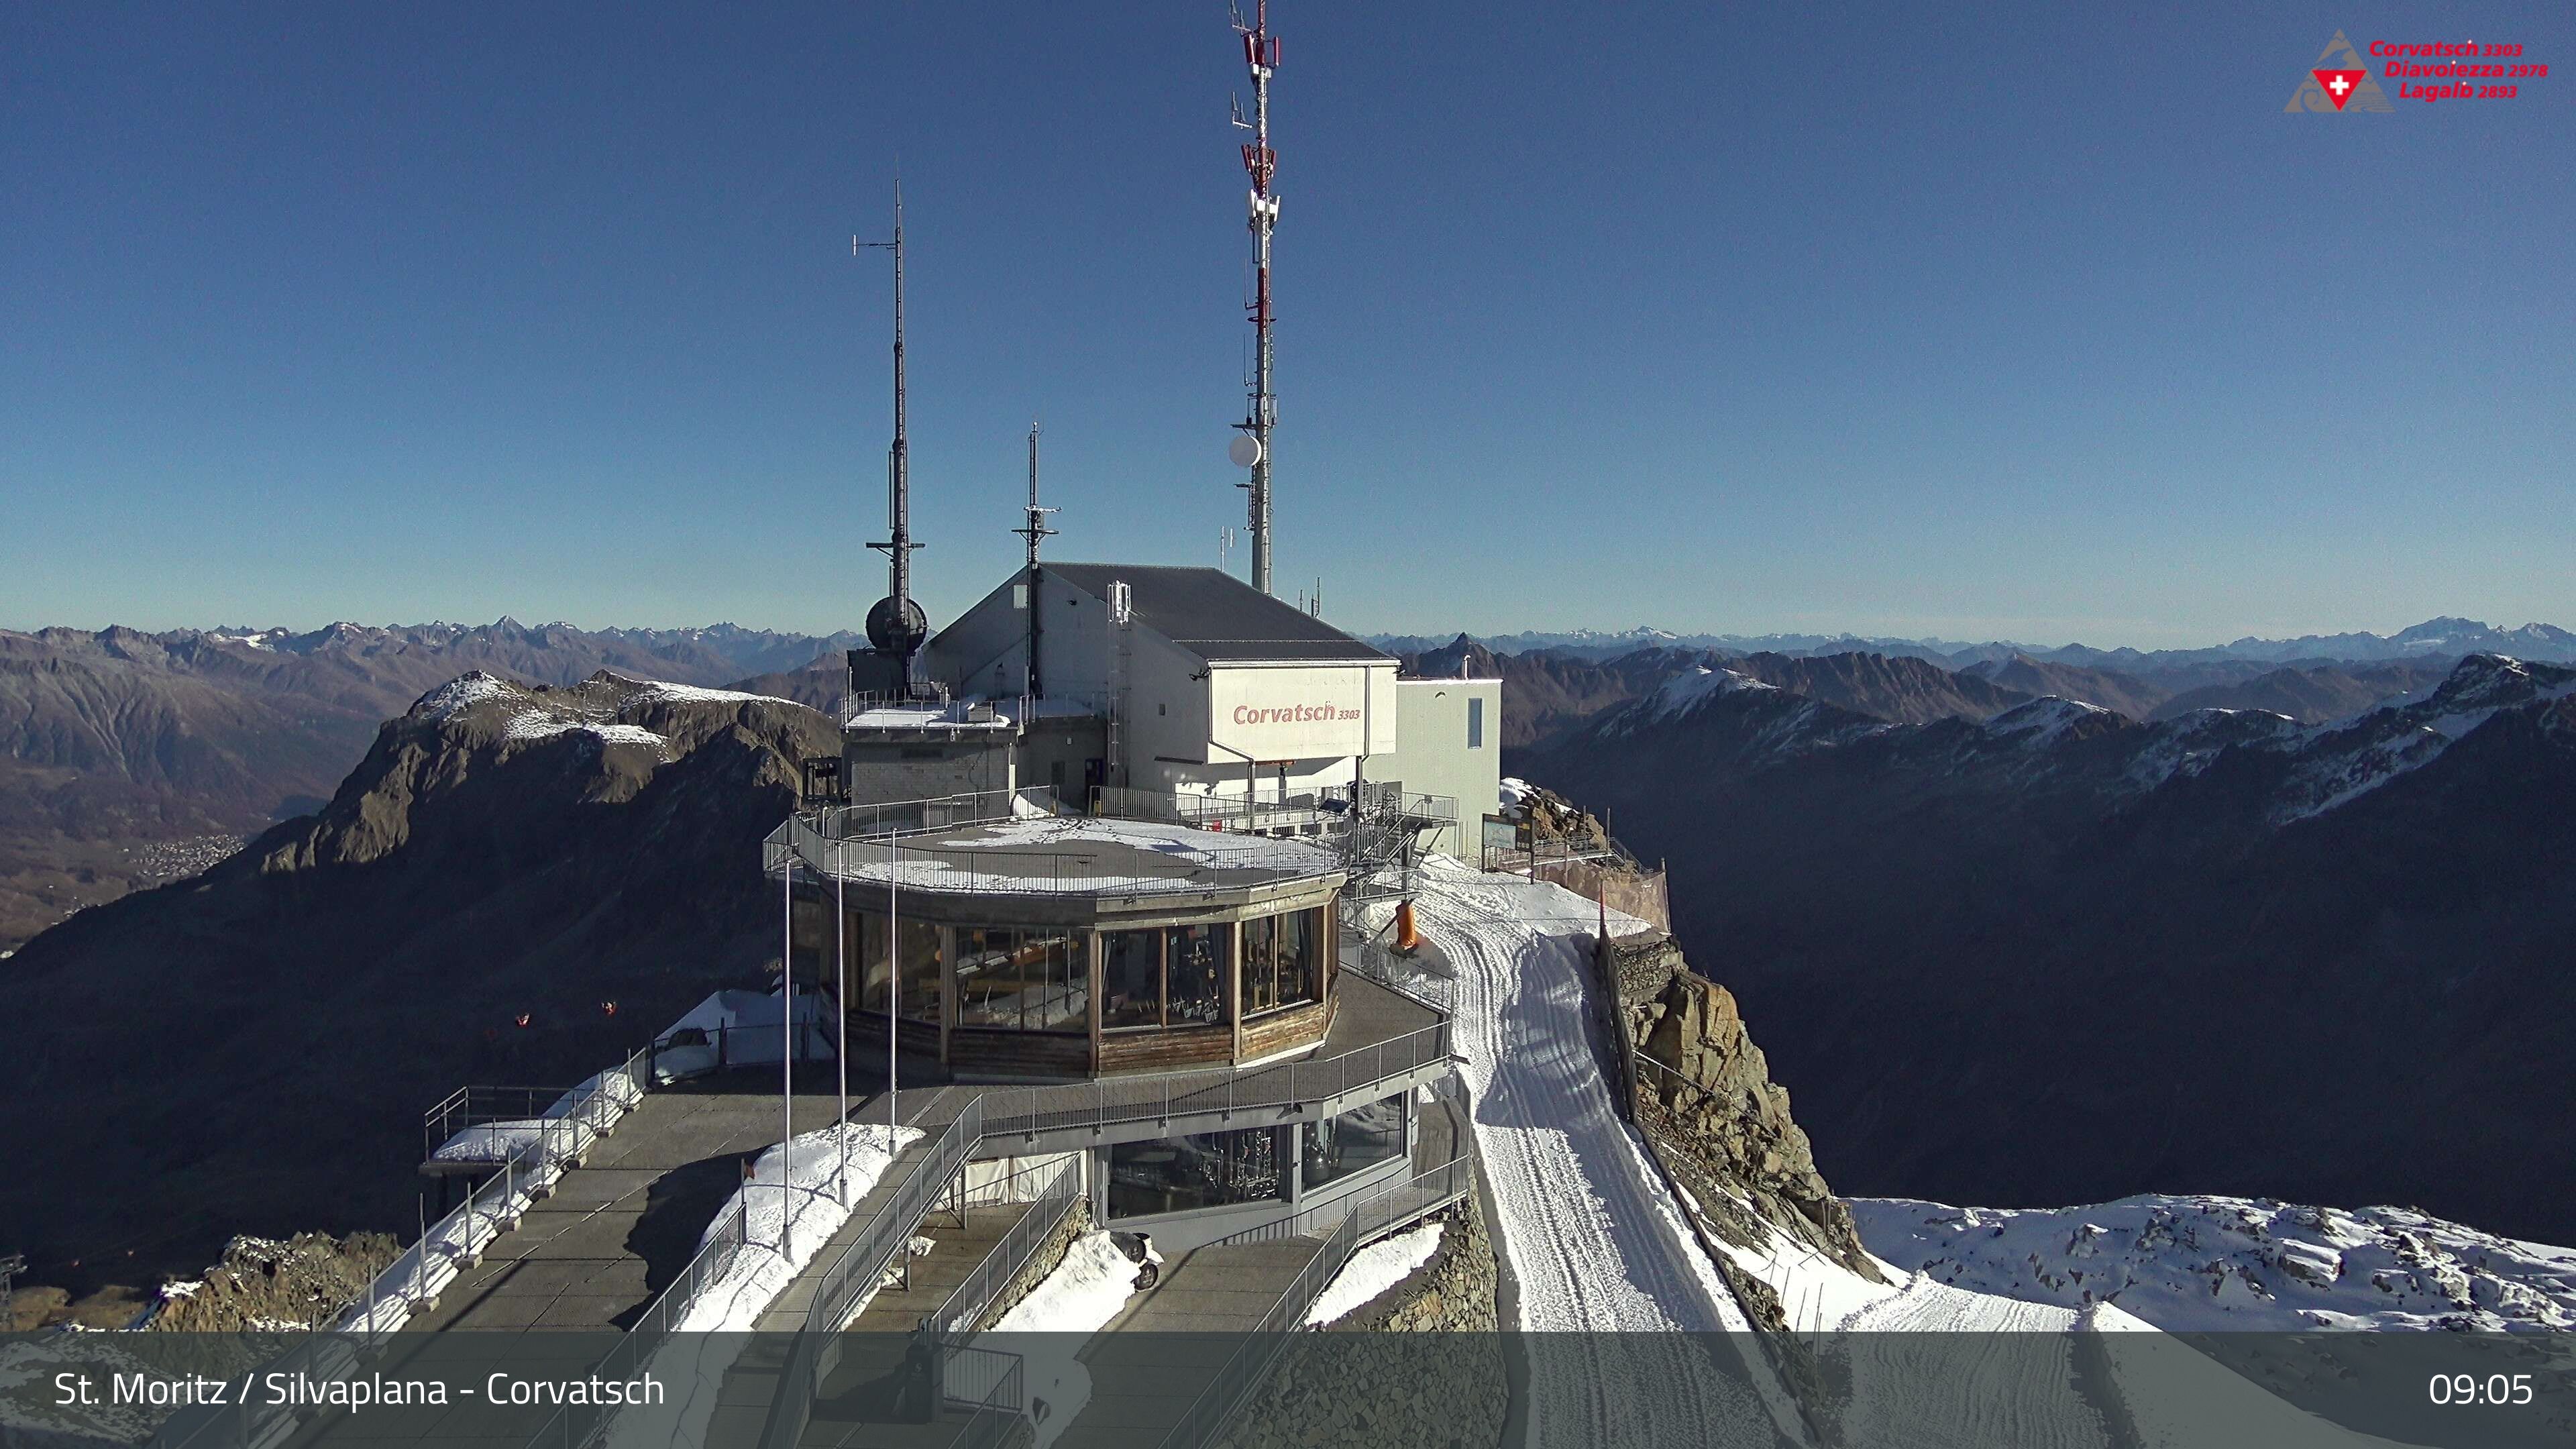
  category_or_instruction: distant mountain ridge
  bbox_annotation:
[0,619,858,949]
[1519,651,2576,1244]
[1372,616,2576,667]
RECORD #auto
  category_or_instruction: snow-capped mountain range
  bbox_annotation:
[1601,653,2576,826]
[1371,615,2576,667]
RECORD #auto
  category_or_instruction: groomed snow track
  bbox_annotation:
[1411,863,1790,1448]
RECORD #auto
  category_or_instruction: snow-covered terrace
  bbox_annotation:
[769,812,1348,902]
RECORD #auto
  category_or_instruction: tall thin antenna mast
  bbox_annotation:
[1231,1,1280,595]
[1011,421,1057,698]
[857,180,927,695]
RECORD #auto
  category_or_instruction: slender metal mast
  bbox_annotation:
[857,182,927,694]
[1232,2,1280,594]
[1010,422,1057,698]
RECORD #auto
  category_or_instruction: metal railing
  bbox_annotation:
[517,1133,774,1449]
[920,1154,1085,1336]
[1342,934,1456,1017]
[769,812,1349,898]
[1155,1151,1476,1449]
[975,1018,1452,1144]
[753,1097,988,1449]
[800,788,1060,845]
[1205,1151,1475,1251]
[155,1047,657,1449]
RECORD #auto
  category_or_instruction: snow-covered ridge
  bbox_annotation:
[413,672,670,755]
[1851,1194,2576,1333]
[1644,665,1777,720]
[1983,695,2110,746]
[409,669,808,760]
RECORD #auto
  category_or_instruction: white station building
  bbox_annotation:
[835,562,1494,857]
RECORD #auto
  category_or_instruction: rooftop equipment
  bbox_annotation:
[855,183,928,696]
[1230,1,1281,594]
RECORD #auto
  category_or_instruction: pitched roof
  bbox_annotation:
[1042,563,1392,665]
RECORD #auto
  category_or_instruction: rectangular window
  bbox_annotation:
[1109,1126,1289,1218]
[1467,696,1485,749]
[1242,908,1322,1018]
[1303,1094,1407,1189]
[1242,914,1281,1016]
[1102,928,1162,1029]
[1165,923,1227,1026]
[952,926,1082,1032]
[859,912,941,1023]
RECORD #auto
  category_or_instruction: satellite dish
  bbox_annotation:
[1228,434,1263,468]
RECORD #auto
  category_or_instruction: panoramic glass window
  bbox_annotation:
[1109,1125,1289,1218]
[1165,922,1227,1025]
[857,912,941,1023]
[1242,907,1323,1016]
[1303,1093,1407,1189]
[955,926,1084,1031]
[1102,927,1162,1028]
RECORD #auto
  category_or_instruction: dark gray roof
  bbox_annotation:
[1043,564,1392,664]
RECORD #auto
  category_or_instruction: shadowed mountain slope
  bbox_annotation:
[0,671,836,1296]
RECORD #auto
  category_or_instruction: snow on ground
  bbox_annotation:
[504,714,669,751]
[1644,665,1778,721]
[619,676,802,707]
[672,1121,921,1332]
[979,1232,1146,1449]
[1851,1195,2576,1332]
[429,1119,575,1165]
[1306,1221,1443,1326]
[417,672,521,719]
[1409,857,1783,1446]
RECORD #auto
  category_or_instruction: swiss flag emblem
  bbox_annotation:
[2313,68,2366,109]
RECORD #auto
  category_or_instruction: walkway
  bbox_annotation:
[407,1085,850,1332]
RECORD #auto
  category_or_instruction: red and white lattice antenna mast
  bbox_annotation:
[1230,1,1281,595]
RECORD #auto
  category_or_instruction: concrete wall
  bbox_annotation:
[1383,678,1502,857]
[840,732,1018,805]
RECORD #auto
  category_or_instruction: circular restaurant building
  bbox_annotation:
[782,809,1348,1081]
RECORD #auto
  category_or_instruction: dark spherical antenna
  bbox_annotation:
[865,595,929,656]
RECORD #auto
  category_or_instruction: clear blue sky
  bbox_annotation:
[4,3,2569,647]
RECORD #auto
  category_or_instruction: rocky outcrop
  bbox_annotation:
[1606,934,1883,1285]
[147,1232,398,1332]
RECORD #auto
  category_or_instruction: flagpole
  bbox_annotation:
[780,853,794,1257]
[835,839,849,1208]
[888,837,900,1151]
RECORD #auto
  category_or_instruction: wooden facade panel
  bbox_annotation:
[1240,1000,1331,1061]
[951,1028,1091,1078]
[843,1012,943,1062]
[1097,1023,1236,1075]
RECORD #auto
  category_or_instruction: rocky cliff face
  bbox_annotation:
[1605,934,1883,1289]
[0,669,839,1299]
